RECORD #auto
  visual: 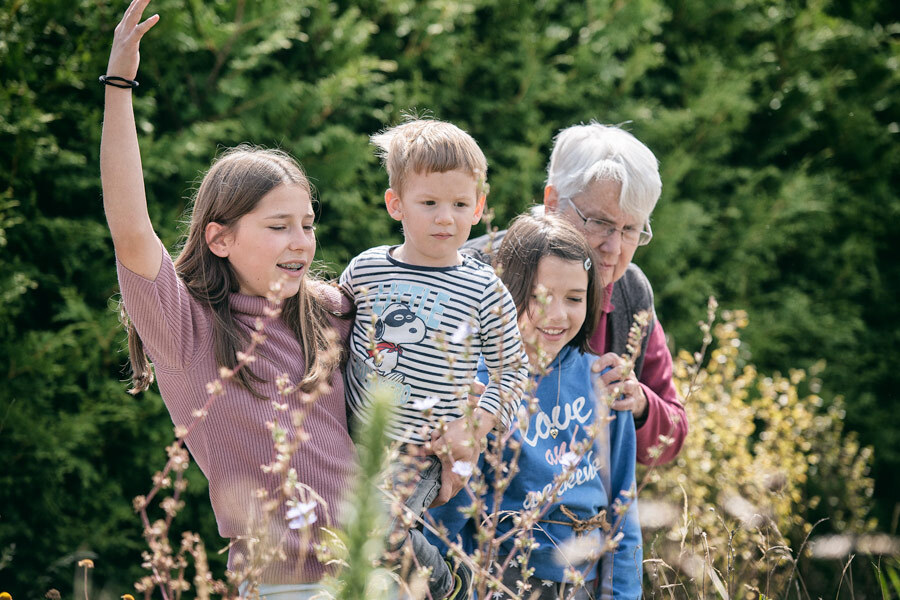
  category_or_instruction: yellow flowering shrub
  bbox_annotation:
[640,309,876,595]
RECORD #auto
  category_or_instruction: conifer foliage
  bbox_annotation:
[0,0,897,595]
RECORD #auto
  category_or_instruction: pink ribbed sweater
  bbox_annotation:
[117,245,356,583]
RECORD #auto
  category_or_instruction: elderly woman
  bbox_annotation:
[425,123,685,598]
[468,122,687,466]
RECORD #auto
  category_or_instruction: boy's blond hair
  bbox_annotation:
[371,119,488,196]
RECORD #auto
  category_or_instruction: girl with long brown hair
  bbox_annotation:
[427,214,642,599]
[101,1,354,594]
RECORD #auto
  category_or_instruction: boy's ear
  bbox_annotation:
[543,185,560,212]
[385,189,403,222]
[205,222,232,257]
[472,193,487,224]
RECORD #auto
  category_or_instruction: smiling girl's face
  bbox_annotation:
[518,255,589,366]
[208,183,317,299]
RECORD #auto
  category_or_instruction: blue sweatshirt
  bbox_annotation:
[426,345,642,598]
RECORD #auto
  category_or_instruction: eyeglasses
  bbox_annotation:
[561,198,653,246]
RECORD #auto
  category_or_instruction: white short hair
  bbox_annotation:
[546,123,662,223]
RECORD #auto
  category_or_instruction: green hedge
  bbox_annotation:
[1,0,897,595]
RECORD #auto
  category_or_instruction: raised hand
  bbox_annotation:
[100,0,163,279]
[106,0,159,81]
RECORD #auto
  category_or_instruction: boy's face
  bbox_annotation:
[385,169,486,267]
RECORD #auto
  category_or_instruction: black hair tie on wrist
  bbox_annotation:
[99,75,139,89]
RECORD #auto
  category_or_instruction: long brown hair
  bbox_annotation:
[122,145,343,396]
[494,213,603,354]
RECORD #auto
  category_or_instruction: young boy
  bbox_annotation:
[340,119,529,599]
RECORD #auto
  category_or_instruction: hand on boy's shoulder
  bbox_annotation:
[311,280,348,314]
[312,283,355,345]
[332,282,355,317]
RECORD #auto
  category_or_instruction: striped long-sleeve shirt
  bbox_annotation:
[340,245,529,443]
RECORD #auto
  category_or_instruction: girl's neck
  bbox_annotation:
[229,289,285,317]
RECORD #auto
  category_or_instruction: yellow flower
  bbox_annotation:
[121,595,136,600]
[77,558,94,569]
[1,592,13,600]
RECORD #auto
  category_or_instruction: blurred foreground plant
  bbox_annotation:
[640,307,877,598]
[120,296,881,600]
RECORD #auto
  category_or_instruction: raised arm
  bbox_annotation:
[100,0,161,279]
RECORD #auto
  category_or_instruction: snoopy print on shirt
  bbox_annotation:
[340,245,528,443]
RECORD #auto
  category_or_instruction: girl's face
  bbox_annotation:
[209,183,316,298]
[518,255,589,365]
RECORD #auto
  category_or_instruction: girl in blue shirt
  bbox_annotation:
[427,214,642,599]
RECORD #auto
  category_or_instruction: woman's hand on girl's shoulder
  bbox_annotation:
[107,0,159,80]
[592,352,648,418]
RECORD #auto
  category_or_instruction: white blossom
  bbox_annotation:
[451,321,478,344]
[286,501,318,530]
[451,461,474,477]
[559,451,578,468]
[411,396,440,411]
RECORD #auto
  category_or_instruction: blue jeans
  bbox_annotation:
[237,582,326,600]
[387,454,453,599]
